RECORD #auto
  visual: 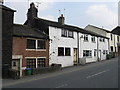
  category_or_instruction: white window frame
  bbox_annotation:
[84,34,89,42]
[83,50,92,58]
[26,38,46,51]
[91,36,96,43]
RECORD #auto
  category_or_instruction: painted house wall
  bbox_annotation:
[49,26,78,67]
[79,33,98,63]
[98,37,109,60]
[107,33,120,53]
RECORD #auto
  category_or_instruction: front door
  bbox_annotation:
[12,59,20,70]
[73,48,77,65]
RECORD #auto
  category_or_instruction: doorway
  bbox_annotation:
[73,48,77,65]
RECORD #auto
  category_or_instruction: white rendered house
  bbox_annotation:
[24,3,110,67]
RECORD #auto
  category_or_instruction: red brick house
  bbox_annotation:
[12,24,49,77]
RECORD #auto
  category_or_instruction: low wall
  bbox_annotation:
[32,64,62,75]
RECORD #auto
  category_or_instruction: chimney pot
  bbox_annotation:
[58,14,65,25]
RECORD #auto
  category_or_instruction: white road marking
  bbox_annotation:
[55,84,68,88]
[86,69,110,79]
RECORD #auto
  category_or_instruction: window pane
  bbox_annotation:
[27,39,36,49]
[37,58,45,68]
[61,29,67,37]
[58,47,64,56]
[37,40,46,49]
[65,48,71,56]
[84,34,88,41]
[83,50,92,57]
[26,58,36,68]
[68,31,73,38]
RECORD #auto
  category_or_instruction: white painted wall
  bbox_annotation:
[49,26,78,67]
[107,33,120,52]
[49,26,109,67]
[79,33,98,63]
[98,37,109,60]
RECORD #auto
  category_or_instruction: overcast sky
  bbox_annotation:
[4,0,119,31]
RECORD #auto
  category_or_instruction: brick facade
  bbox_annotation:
[12,37,49,68]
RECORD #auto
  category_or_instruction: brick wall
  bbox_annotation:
[12,37,49,67]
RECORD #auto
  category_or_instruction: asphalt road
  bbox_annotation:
[3,58,118,88]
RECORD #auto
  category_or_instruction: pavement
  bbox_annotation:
[2,57,119,88]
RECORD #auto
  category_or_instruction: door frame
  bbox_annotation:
[12,55,22,77]
[73,48,77,65]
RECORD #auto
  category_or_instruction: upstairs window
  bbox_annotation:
[26,39,46,50]
[84,34,88,41]
[27,39,36,49]
[37,40,46,49]
[68,31,73,38]
[103,38,105,42]
[61,29,74,38]
[61,29,67,37]
[99,38,102,42]
[99,38,105,42]
[111,34,113,40]
[117,36,119,42]
[91,36,96,42]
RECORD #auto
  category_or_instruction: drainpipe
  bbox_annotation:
[108,39,110,53]
[114,35,116,53]
[77,32,80,64]
[97,37,99,61]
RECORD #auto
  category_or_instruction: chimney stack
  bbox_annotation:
[27,2,38,27]
[58,14,65,25]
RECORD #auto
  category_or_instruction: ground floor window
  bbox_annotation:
[37,58,45,68]
[83,50,92,57]
[103,50,108,54]
[26,58,46,68]
[26,58,36,68]
[65,48,71,56]
[58,47,64,56]
[58,47,71,56]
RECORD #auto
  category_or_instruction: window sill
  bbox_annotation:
[26,49,46,51]
[92,41,96,43]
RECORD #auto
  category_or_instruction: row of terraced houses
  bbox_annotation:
[2,3,120,78]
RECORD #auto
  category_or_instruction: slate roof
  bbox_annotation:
[25,17,109,39]
[85,24,111,33]
[111,26,120,36]
[13,24,49,39]
[0,4,16,12]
